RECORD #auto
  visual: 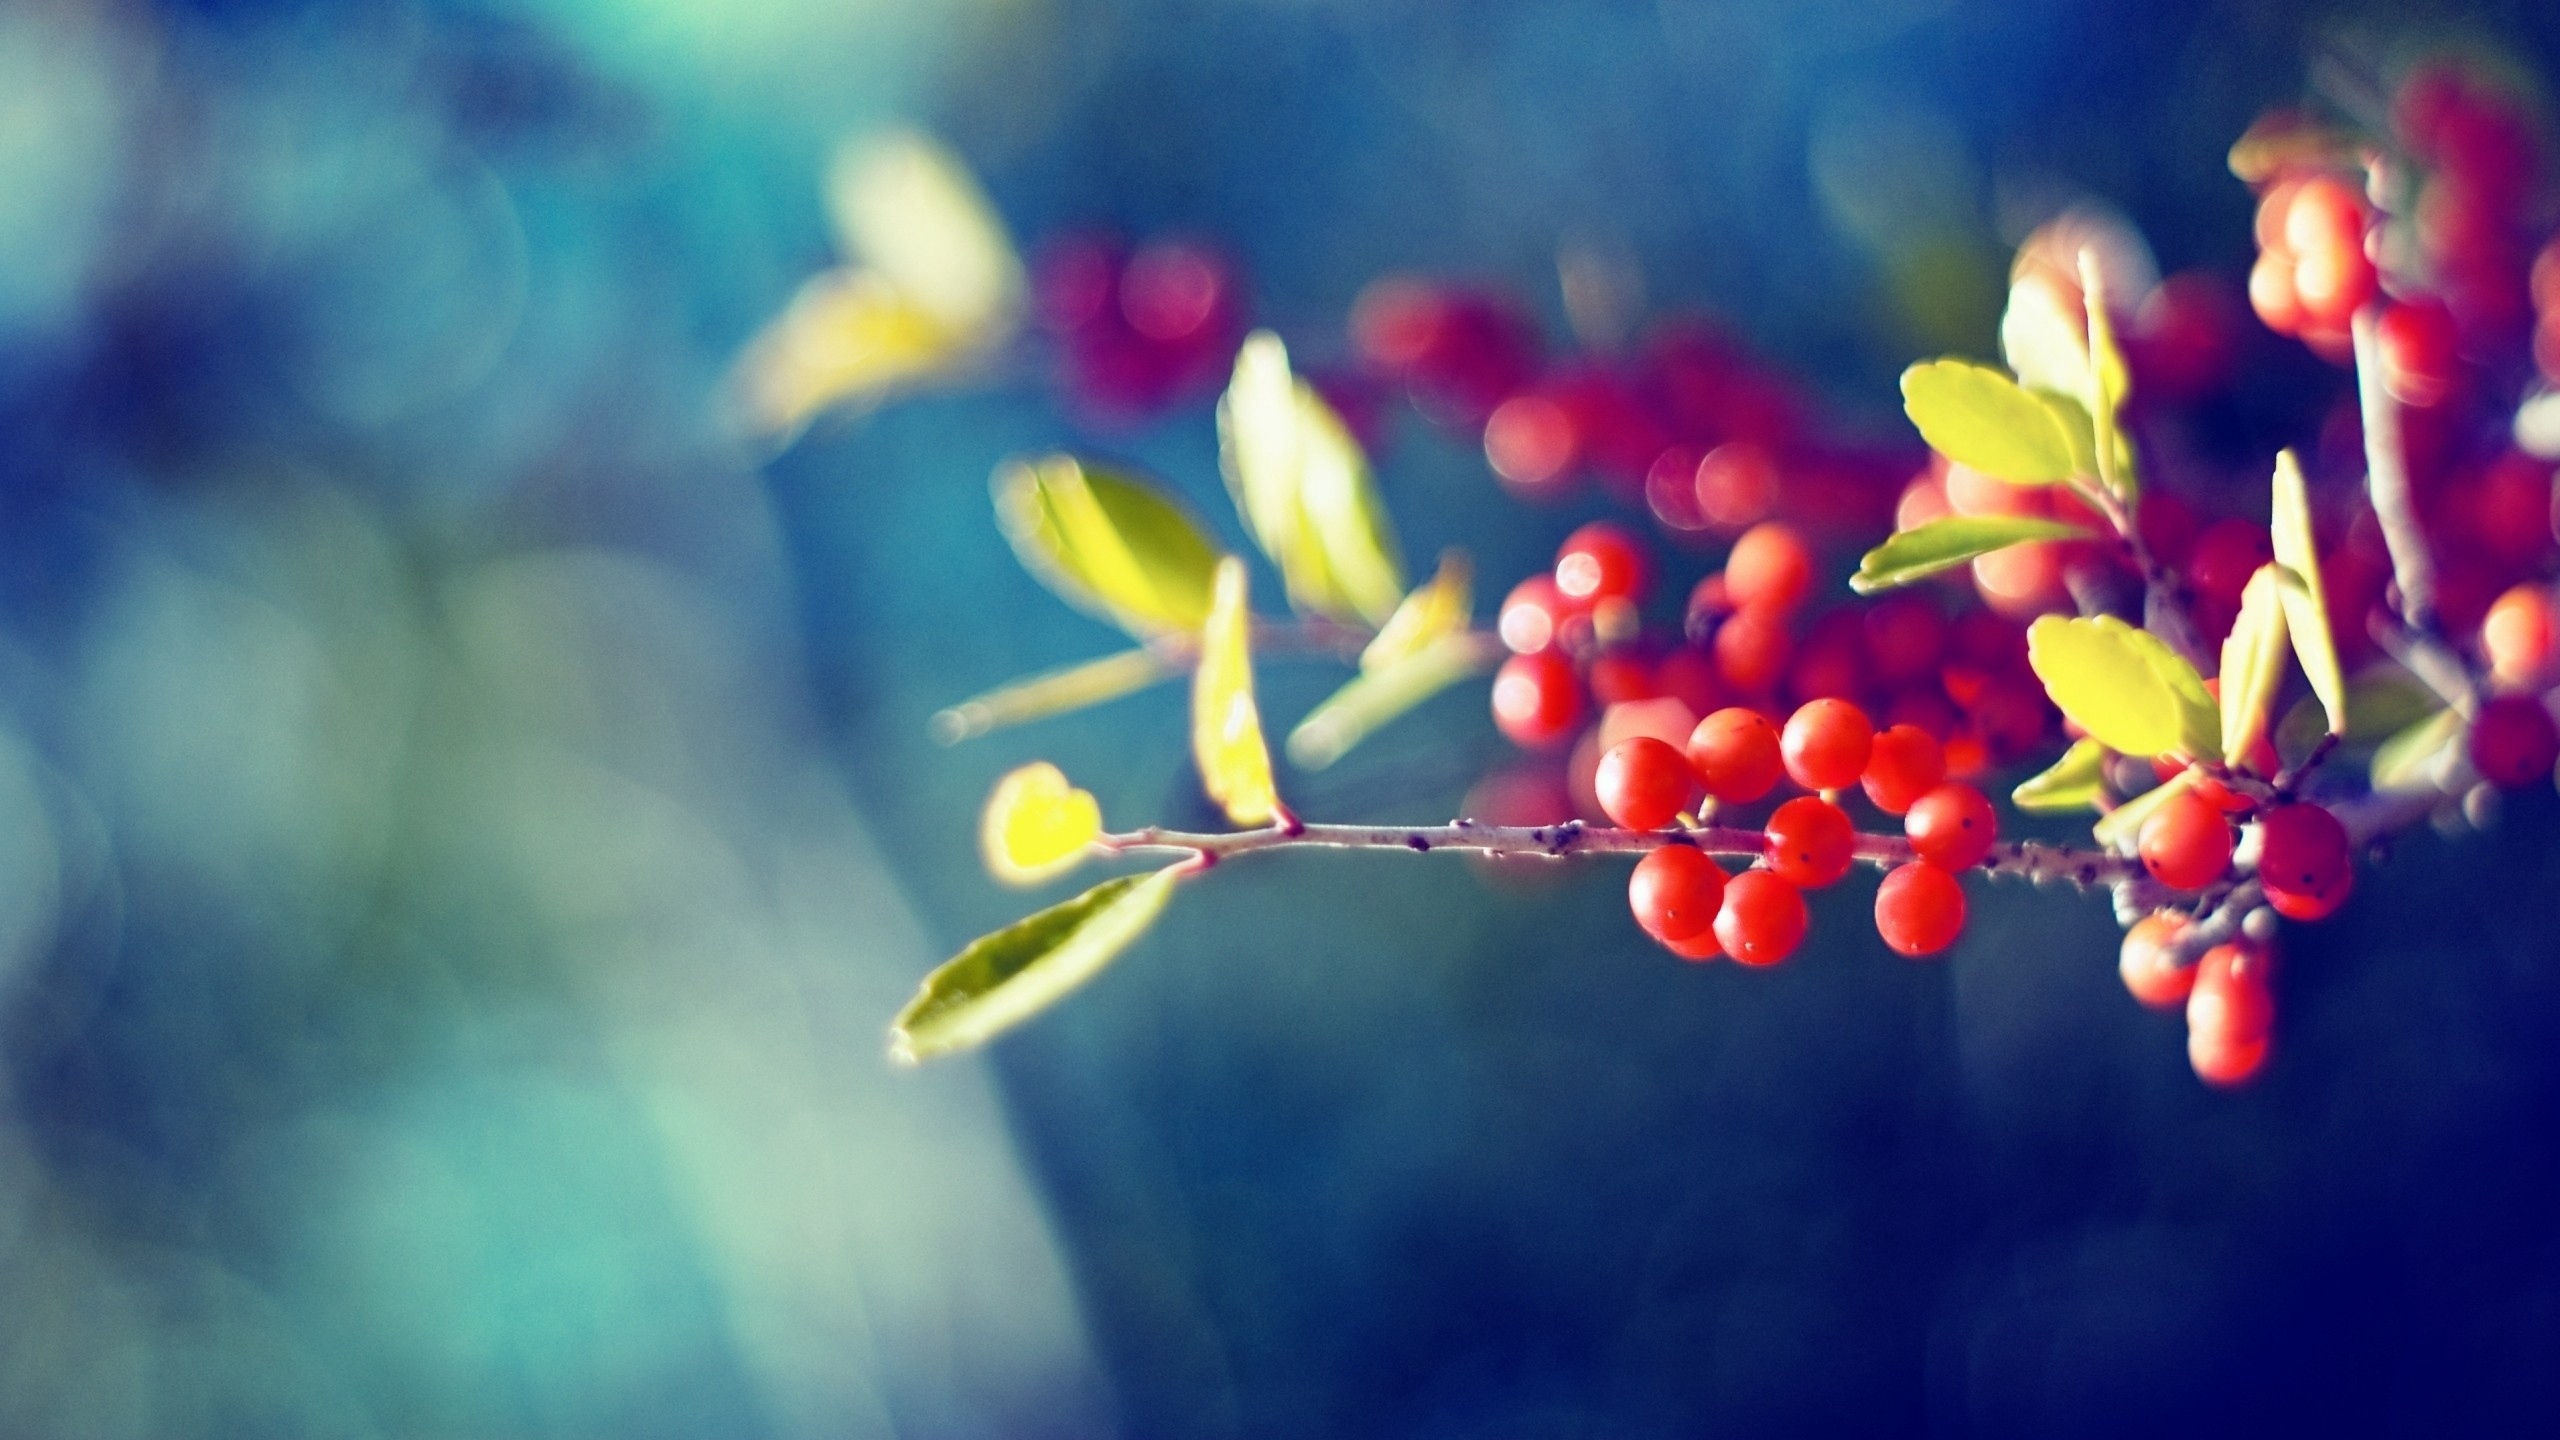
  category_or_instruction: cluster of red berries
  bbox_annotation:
[2119,914,2280,1087]
[2247,173,2379,359]
[1033,234,1247,420]
[2394,59,2549,349]
[1592,695,1995,965]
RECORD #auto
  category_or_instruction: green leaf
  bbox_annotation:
[1361,550,1472,674]
[889,867,1182,1063]
[2034,389,2100,480]
[2078,250,2137,501]
[2268,449,2346,736]
[2000,276,2092,404]
[1192,557,1281,827]
[1218,331,1407,626]
[1288,632,1496,771]
[2093,767,2200,852]
[2274,664,2436,762]
[931,647,1178,744]
[2011,737,2109,814]
[2218,564,2290,765]
[1900,359,2082,484]
[2027,614,2221,762]
[1849,515,2094,593]
[979,761,1103,887]
[993,455,1223,638]
[2372,707,2461,794]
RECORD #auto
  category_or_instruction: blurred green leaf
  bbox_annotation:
[1288,632,1496,771]
[979,761,1103,887]
[2218,564,2290,764]
[931,647,1178,744]
[2000,276,2091,403]
[994,455,1224,638]
[2093,767,2199,852]
[1218,332,1407,626]
[2078,252,2137,501]
[2269,449,2346,736]
[2028,614,2220,762]
[890,867,1182,1063]
[2275,663,2434,762]
[2011,737,2109,814]
[1361,551,1472,673]
[1850,514,2092,593]
[2372,707,2461,794]
[1900,359,2080,484]
[1193,557,1281,827]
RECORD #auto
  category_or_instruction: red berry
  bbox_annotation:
[1765,796,1855,888]
[1724,522,1815,613]
[2118,912,2197,1010]
[1875,861,1965,956]
[2187,941,2277,1083]
[1687,707,1785,803]
[1491,651,1584,749]
[2377,297,2461,406]
[1596,737,1699,832]
[2482,584,2560,690]
[1712,604,1792,695]
[2188,1024,2270,1087]
[1498,576,1567,654]
[1904,782,1996,870]
[2249,247,2304,336]
[1628,845,1728,944]
[1715,868,1808,967]
[2469,695,2560,789]
[1554,522,1650,608]
[1861,724,1947,815]
[2255,803,2353,922]
[1695,442,1780,531]
[1660,925,1725,962]
[1781,698,1875,792]
[2138,790,2235,890]
[2187,518,2274,609]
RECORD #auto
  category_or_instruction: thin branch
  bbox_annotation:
[1093,819,2151,888]
[2351,304,2440,634]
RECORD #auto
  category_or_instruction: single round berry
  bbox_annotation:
[1875,861,1966,957]
[1765,796,1855,889]
[1659,925,1724,962]
[2187,941,2276,1051]
[2469,695,2560,789]
[1498,575,1567,654]
[1712,604,1792,695]
[1628,845,1728,945]
[1781,698,1875,792]
[2118,912,2197,1011]
[2187,1022,2270,1088]
[1596,737,1699,832]
[2254,802,2353,922]
[1554,521,1649,608]
[2138,790,2235,891]
[1715,868,1808,967]
[1904,782,1996,870]
[1723,522,1815,613]
[1491,651,1584,749]
[1861,724,1946,815]
[1485,394,1579,496]
[1687,707,1785,804]
[2187,518,2274,608]
[2482,583,2559,691]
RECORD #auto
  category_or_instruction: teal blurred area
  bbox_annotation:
[12,0,2560,1437]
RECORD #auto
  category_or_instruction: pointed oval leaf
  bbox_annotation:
[2077,250,2138,501]
[2028,614,2221,762]
[1217,332,1406,626]
[2275,663,2436,762]
[1851,514,2094,593]
[889,867,1181,1064]
[1361,550,1473,673]
[2093,767,2200,852]
[826,131,1025,337]
[2268,449,2346,736]
[1193,557,1280,826]
[979,761,1104,887]
[2011,737,2110,814]
[729,268,970,438]
[994,455,1223,638]
[932,647,1177,745]
[2001,275,2092,404]
[2034,388,2101,480]
[1289,632,1496,771]
[2372,706,2462,794]
[2218,564,2291,765]
[1900,359,2080,484]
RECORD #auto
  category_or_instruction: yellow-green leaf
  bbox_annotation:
[2269,449,2346,736]
[2011,737,2110,814]
[888,867,1181,1063]
[825,130,1025,337]
[1900,359,2081,484]
[1218,332,1406,626]
[2078,250,2137,501]
[1289,632,1496,771]
[2274,663,2435,762]
[1193,557,1281,826]
[994,455,1223,638]
[2093,767,2200,852]
[2027,614,2221,762]
[729,268,974,437]
[2218,564,2290,765]
[931,647,1178,744]
[2035,389,2101,479]
[2372,706,2461,794]
[2000,274,2092,404]
[1362,550,1473,673]
[979,761,1104,886]
[1851,514,2094,593]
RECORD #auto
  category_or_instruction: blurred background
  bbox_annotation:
[10,0,2560,1435]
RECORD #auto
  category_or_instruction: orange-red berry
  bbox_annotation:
[1688,707,1785,804]
[1781,697,1875,792]
[1491,651,1583,749]
[1724,521,1815,613]
[1862,724,1947,815]
[1715,868,1808,966]
[1596,736,1698,832]
[2255,802,2353,922]
[1554,521,1650,608]
[2469,695,2559,789]
[2138,790,2234,890]
[2118,912,2197,1010]
[1629,845,1728,945]
[1904,782,1996,870]
[1765,796,1855,888]
[1875,861,1966,957]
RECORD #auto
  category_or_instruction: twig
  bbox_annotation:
[2351,305,2440,634]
